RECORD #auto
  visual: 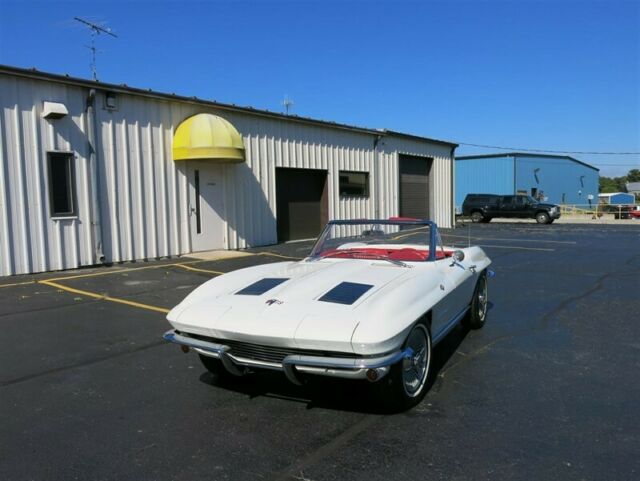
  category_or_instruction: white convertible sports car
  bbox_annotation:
[164,219,493,410]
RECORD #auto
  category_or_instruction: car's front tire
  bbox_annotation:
[376,323,432,412]
[464,271,488,329]
[536,212,550,224]
[470,211,484,223]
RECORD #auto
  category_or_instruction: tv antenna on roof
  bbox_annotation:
[282,95,294,115]
[74,16,117,81]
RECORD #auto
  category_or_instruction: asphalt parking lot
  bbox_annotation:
[1,223,639,481]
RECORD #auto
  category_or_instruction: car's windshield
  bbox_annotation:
[308,220,442,262]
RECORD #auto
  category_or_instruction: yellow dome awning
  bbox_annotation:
[173,113,245,162]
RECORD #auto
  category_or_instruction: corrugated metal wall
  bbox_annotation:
[0,75,96,276]
[456,154,601,207]
[217,112,379,249]
[382,136,454,228]
[514,155,599,205]
[455,156,515,207]
[95,96,193,263]
[0,71,454,276]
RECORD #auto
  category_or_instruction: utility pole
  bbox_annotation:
[74,17,117,81]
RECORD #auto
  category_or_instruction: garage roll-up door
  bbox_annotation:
[276,168,328,242]
[399,155,432,219]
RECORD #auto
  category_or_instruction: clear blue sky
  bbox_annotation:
[1,0,638,176]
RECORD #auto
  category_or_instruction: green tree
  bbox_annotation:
[599,169,640,193]
[627,169,640,183]
[599,176,627,192]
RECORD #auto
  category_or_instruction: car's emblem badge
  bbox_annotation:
[265,299,283,306]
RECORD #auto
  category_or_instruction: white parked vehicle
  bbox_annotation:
[164,219,493,410]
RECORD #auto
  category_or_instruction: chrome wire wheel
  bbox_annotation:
[401,324,431,398]
[465,271,489,329]
[477,275,488,321]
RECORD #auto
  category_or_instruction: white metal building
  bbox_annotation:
[0,65,457,276]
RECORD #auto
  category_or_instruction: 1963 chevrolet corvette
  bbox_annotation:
[164,219,493,410]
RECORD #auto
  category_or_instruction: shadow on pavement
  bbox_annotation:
[196,325,470,415]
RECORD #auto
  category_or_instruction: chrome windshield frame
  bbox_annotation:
[307,219,439,262]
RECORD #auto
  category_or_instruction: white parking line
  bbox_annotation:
[477,244,555,252]
[443,234,576,244]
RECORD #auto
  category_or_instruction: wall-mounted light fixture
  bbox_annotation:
[534,168,541,184]
[580,175,585,188]
[42,101,68,119]
[104,92,118,110]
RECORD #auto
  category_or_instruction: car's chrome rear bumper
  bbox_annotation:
[163,329,413,385]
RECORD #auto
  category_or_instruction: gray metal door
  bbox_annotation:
[276,168,328,242]
[399,156,432,219]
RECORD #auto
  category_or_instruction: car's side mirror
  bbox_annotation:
[452,250,465,263]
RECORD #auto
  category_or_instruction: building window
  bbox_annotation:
[47,152,76,217]
[339,171,369,197]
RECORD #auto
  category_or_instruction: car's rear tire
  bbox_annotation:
[375,323,432,412]
[470,211,484,223]
[464,272,488,329]
[536,212,550,224]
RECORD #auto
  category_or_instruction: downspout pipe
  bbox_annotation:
[450,145,456,228]
[373,132,384,219]
[85,89,105,263]
[513,155,517,195]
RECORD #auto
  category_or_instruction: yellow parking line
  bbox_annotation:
[392,230,430,241]
[0,280,37,288]
[258,252,303,260]
[173,264,224,275]
[39,280,170,314]
[1,251,293,290]
[183,251,255,262]
[42,259,210,282]
[44,268,131,282]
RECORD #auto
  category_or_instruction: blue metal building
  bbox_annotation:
[598,192,635,205]
[455,153,599,208]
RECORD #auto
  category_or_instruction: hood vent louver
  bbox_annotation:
[319,282,373,305]
[235,278,289,296]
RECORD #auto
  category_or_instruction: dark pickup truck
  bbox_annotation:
[462,194,561,224]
